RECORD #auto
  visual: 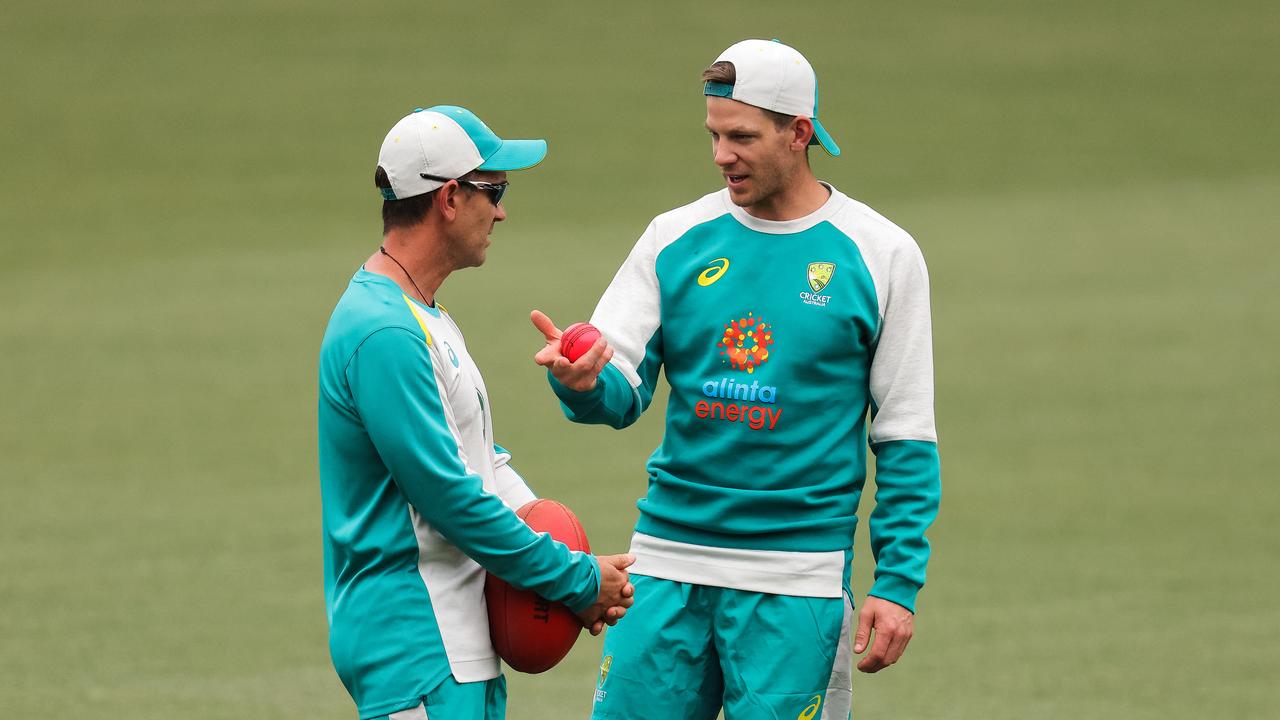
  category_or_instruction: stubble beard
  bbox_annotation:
[733,171,786,213]
[446,231,487,271]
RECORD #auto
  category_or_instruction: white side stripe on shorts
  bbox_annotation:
[822,593,854,720]
[389,702,428,720]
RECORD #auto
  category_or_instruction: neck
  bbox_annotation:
[744,170,830,222]
[365,229,451,305]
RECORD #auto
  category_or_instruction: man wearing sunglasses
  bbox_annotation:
[318,105,636,720]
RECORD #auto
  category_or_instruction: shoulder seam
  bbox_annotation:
[650,191,731,246]
[832,202,914,245]
[342,325,429,376]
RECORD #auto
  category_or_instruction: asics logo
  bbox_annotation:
[697,257,730,286]
[798,694,822,720]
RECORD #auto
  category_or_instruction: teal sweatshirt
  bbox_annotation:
[551,186,940,612]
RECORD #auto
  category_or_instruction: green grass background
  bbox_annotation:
[2,1,1277,717]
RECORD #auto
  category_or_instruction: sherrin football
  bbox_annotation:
[485,499,592,673]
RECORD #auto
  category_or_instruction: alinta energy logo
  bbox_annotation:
[693,312,782,432]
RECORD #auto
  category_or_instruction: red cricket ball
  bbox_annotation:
[560,322,602,363]
[485,500,592,674]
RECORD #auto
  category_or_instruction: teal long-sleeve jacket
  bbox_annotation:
[319,270,600,718]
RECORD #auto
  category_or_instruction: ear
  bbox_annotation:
[791,117,816,152]
[434,180,462,223]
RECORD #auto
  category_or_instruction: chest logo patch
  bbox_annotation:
[802,262,835,307]
[697,257,730,287]
[697,312,783,431]
[807,262,835,292]
[718,313,774,374]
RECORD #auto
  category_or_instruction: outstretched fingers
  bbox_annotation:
[531,310,563,367]
[530,309,562,341]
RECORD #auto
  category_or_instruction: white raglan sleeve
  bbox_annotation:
[865,232,942,613]
[548,218,665,428]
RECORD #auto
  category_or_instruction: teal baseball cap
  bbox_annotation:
[377,105,548,200]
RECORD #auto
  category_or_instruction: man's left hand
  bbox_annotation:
[853,596,914,673]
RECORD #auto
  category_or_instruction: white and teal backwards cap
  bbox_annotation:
[703,39,841,157]
[377,105,548,200]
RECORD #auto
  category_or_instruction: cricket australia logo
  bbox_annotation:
[594,655,612,702]
[801,262,835,307]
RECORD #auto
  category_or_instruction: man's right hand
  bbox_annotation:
[531,310,613,392]
[576,553,636,635]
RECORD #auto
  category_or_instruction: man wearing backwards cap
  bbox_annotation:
[532,39,941,719]
[318,105,635,720]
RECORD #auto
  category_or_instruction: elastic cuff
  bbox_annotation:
[547,369,606,413]
[868,575,921,614]
[566,554,601,614]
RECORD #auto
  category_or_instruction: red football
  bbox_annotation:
[486,499,592,673]
[560,322,602,363]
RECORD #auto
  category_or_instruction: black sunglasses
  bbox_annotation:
[421,173,508,206]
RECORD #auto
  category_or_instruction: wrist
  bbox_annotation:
[868,575,921,614]
[549,369,606,402]
[567,555,602,614]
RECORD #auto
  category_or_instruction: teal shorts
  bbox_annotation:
[372,674,506,720]
[590,575,853,720]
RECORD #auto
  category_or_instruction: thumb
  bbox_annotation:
[530,309,561,341]
[853,606,874,654]
[606,553,636,570]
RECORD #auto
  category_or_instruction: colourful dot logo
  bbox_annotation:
[718,313,774,374]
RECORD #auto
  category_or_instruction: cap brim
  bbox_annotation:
[810,118,841,157]
[477,138,547,171]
